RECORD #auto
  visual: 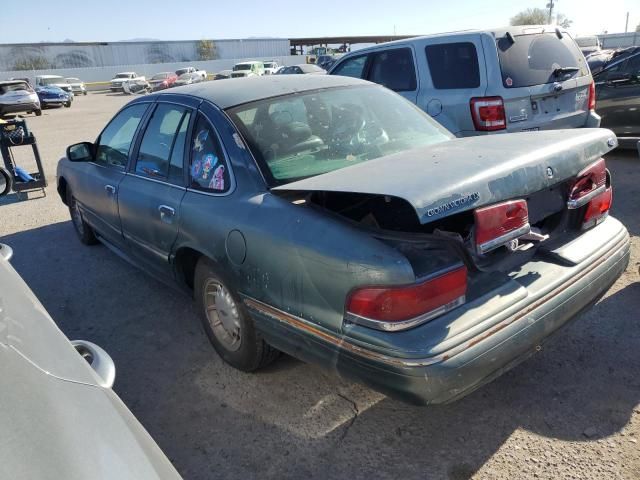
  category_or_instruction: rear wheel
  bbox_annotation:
[194,258,279,371]
[67,189,98,245]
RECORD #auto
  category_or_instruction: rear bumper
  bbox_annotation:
[246,216,630,404]
[0,102,40,114]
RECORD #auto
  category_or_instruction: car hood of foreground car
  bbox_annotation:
[274,128,617,224]
[0,249,182,480]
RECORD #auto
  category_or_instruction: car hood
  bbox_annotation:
[274,129,617,224]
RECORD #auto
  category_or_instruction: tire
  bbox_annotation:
[83,91,87,96]
[67,189,98,245]
[0,167,11,196]
[64,101,71,108]
[34,109,42,117]
[194,258,279,371]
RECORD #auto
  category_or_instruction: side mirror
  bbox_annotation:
[67,142,94,162]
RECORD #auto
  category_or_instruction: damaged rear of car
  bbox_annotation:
[227,81,629,404]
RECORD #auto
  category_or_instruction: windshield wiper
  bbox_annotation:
[553,66,579,77]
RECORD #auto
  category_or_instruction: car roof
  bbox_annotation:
[165,74,368,109]
[337,25,567,55]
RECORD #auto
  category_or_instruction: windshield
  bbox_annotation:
[234,64,252,71]
[264,63,274,68]
[0,82,32,94]
[176,69,189,76]
[576,37,598,47]
[496,32,588,88]
[65,78,80,82]
[115,74,132,79]
[40,77,63,85]
[151,73,169,80]
[227,85,452,186]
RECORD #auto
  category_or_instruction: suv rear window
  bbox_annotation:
[425,42,480,89]
[496,32,588,88]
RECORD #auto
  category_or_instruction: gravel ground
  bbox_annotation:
[1,93,639,480]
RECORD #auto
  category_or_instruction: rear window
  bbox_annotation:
[425,43,480,89]
[496,32,588,88]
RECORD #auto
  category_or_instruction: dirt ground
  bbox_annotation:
[1,92,639,480]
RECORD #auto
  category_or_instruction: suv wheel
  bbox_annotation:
[67,189,98,245]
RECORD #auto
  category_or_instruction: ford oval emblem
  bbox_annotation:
[546,167,554,178]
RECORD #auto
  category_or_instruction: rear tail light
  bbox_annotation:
[588,81,596,111]
[345,266,467,331]
[567,158,607,210]
[470,97,506,131]
[474,199,530,254]
[568,158,612,229]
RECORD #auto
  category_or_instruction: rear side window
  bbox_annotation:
[496,33,588,88]
[135,103,191,182]
[331,55,367,78]
[425,42,480,89]
[367,48,417,92]
[189,114,231,194]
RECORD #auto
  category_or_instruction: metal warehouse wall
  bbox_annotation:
[0,56,303,84]
[598,32,640,49]
[0,38,290,71]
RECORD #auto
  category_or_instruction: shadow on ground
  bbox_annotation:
[1,182,638,480]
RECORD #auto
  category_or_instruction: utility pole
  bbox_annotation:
[546,0,555,24]
[624,12,629,32]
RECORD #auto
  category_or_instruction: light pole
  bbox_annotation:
[546,0,555,24]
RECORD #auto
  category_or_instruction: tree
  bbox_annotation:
[197,40,217,61]
[510,7,548,25]
[510,7,572,27]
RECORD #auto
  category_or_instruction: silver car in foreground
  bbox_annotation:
[0,240,182,479]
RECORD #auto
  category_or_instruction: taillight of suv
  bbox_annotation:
[470,97,507,131]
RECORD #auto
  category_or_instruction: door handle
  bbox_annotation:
[105,184,116,195]
[158,205,176,224]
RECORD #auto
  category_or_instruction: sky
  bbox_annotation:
[0,0,637,44]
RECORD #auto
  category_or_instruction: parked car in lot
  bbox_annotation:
[231,61,265,77]
[329,26,600,136]
[56,75,629,405]
[575,35,602,57]
[35,74,73,94]
[36,85,72,109]
[263,60,280,75]
[0,241,182,480]
[593,48,640,149]
[149,72,178,91]
[174,72,204,86]
[65,77,87,95]
[214,70,233,80]
[0,80,41,117]
[275,64,326,75]
[175,66,207,80]
[111,72,145,92]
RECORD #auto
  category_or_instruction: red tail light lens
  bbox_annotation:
[588,81,596,111]
[567,158,607,209]
[582,187,612,230]
[470,97,506,131]
[345,266,467,331]
[474,199,530,254]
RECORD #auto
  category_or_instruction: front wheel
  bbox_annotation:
[64,101,71,108]
[34,109,42,116]
[83,91,87,96]
[194,258,280,371]
[67,189,98,245]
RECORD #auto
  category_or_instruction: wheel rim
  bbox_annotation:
[203,279,242,351]
[70,198,85,236]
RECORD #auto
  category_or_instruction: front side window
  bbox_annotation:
[135,103,191,182]
[189,114,231,193]
[426,42,480,89]
[228,85,452,186]
[96,103,148,170]
[368,48,417,92]
[331,55,367,78]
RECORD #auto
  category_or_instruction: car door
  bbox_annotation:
[365,47,419,104]
[117,99,196,278]
[596,53,640,139]
[73,103,150,247]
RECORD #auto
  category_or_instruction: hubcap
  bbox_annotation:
[203,279,242,351]
[71,198,84,235]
